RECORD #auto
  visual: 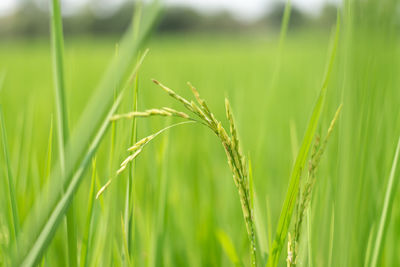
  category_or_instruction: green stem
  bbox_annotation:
[50,0,77,266]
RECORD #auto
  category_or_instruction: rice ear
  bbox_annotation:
[97,121,196,198]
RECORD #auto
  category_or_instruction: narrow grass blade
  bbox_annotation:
[328,204,335,267]
[109,44,120,173]
[120,215,132,267]
[249,160,268,261]
[254,0,292,161]
[124,44,142,259]
[45,116,54,181]
[50,0,69,167]
[370,136,400,267]
[364,223,375,267]
[123,76,137,263]
[79,159,97,267]
[267,14,340,267]
[0,105,20,243]
[216,229,241,267]
[289,120,299,162]
[13,4,160,266]
[15,92,123,267]
[149,134,170,267]
[50,0,77,265]
[266,197,272,254]
[278,0,292,49]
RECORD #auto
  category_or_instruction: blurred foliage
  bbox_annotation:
[0,2,342,38]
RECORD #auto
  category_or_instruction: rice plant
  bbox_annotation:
[1,0,400,266]
[99,49,341,266]
[98,80,257,265]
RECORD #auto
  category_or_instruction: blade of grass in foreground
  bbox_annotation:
[364,223,375,267]
[0,105,20,244]
[124,46,142,261]
[255,0,292,163]
[267,13,340,267]
[124,7,143,256]
[50,0,69,167]
[12,4,160,265]
[50,0,77,265]
[370,136,400,267]
[16,92,123,267]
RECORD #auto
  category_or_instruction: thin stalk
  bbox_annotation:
[364,223,375,267]
[45,116,54,181]
[124,5,143,256]
[370,136,400,267]
[15,92,124,267]
[328,205,335,267]
[279,0,292,49]
[124,71,139,262]
[50,0,77,266]
[267,15,340,266]
[120,215,132,266]
[150,134,170,267]
[80,159,97,267]
[50,0,69,167]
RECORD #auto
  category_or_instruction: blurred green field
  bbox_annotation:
[1,4,400,266]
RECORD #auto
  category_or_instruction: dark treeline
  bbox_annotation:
[0,2,338,38]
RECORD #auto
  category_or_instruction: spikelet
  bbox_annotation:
[291,104,342,266]
[217,122,231,146]
[225,99,237,147]
[95,148,143,199]
[287,233,294,267]
[152,79,193,111]
[97,121,195,198]
[111,107,189,121]
[110,79,257,267]
[117,148,143,175]
[161,107,190,119]
[313,103,342,167]
[187,82,212,117]
[190,101,213,124]
[128,135,151,151]
[96,180,112,199]
[225,98,246,174]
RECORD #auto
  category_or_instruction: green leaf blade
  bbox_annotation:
[267,13,340,267]
[12,4,160,266]
[370,136,400,267]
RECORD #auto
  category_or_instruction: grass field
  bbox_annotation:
[1,1,400,266]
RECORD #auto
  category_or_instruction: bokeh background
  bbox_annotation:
[1,0,400,266]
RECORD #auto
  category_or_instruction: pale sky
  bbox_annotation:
[0,0,339,20]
